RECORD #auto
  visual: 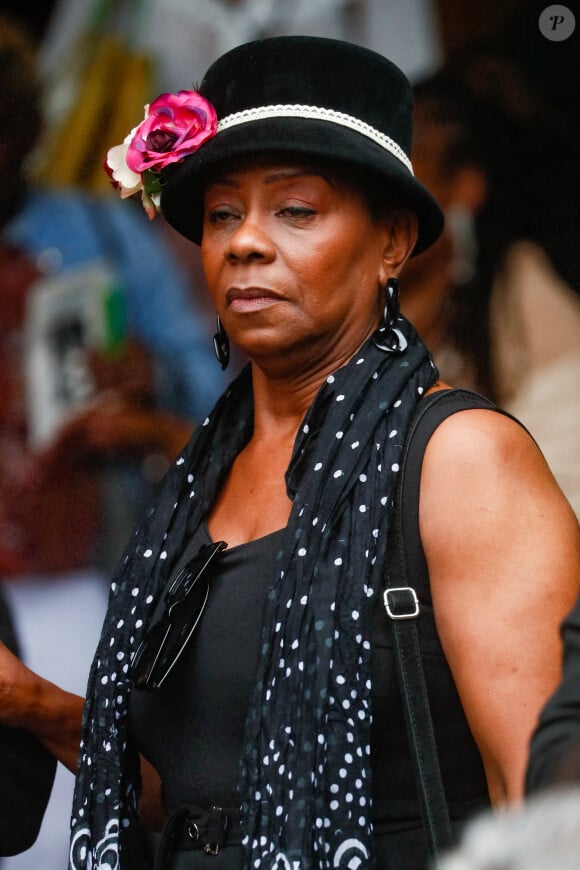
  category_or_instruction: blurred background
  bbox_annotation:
[7,0,580,183]
[0,0,578,868]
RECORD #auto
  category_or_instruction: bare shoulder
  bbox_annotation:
[419,405,580,575]
[421,406,568,509]
[418,383,542,486]
[423,405,543,478]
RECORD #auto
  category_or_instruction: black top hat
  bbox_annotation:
[160,36,444,255]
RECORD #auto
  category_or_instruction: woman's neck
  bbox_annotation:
[248,330,377,443]
[248,312,388,427]
[249,364,323,446]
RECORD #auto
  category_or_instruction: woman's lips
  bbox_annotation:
[226,287,283,312]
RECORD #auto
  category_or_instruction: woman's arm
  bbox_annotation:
[0,641,166,828]
[419,409,580,805]
[0,597,57,855]
[0,641,83,772]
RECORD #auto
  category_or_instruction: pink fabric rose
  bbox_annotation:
[105,90,218,219]
[126,90,218,174]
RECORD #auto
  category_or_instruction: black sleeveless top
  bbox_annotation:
[129,390,494,868]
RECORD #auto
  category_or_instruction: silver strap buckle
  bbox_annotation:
[383,587,420,620]
[186,807,227,856]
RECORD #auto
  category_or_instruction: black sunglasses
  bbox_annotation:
[130,540,227,690]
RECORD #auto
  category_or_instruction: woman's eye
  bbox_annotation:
[207,207,238,224]
[277,205,317,219]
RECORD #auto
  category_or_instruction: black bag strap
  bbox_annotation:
[383,388,497,861]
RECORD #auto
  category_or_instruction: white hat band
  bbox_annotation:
[217,103,414,176]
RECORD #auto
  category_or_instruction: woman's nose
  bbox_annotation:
[226,215,275,263]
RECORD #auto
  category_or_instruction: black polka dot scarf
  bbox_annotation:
[69,316,437,869]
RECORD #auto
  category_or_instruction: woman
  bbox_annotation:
[0,36,577,870]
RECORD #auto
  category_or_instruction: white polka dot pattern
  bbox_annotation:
[69,318,437,868]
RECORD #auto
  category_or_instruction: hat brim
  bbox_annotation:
[160,117,444,256]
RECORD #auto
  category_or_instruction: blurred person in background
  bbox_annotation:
[438,786,580,870]
[0,591,56,858]
[401,43,580,517]
[0,12,227,869]
[527,585,580,794]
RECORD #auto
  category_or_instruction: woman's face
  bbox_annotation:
[200,156,403,374]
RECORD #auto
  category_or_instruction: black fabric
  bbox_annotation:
[130,388,492,870]
[70,317,438,868]
[159,36,443,254]
[129,524,280,813]
[385,596,454,857]
[384,389,497,860]
[527,590,580,792]
[0,590,57,857]
[130,531,489,870]
[154,804,241,869]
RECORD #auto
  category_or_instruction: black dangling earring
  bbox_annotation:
[372,276,408,354]
[213,315,230,370]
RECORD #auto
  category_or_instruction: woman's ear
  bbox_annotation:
[380,209,419,282]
